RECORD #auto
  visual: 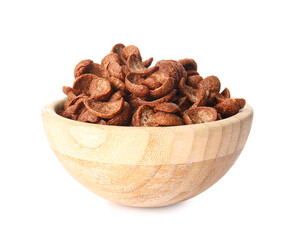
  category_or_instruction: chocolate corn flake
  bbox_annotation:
[125,72,149,97]
[149,77,174,99]
[84,98,124,119]
[183,107,217,124]
[214,98,241,118]
[132,105,158,127]
[153,112,184,126]
[200,75,221,93]
[154,102,181,114]
[178,58,197,71]
[127,54,159,77]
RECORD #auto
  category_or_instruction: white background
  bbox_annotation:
[0,0,297,239]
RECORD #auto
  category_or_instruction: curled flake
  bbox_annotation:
[235,98,246,109]
[176,96,192,112]
[62,97,86,120]
[137,89,177,108]
[142,57,153,68]
[127,54,159,77]
[108,76,126,92]
[187,75,203,89]
[101,53,121,67]
[64,95,82,109]
[122,45,142,61]
[153,112,184,126]
[101,53,124,80]
[156,60,180,87]
[175,61,188,80]
[132,105,158,127]
[77,108,99,123]
[111,43,125,55]
[74,59,93,78]
[221,87,231,98]
[107,62,125,80]
[148,69,171,84]
[200,75,221,93]
[84,98,124,119]
[62,86,80,100]
[62,86,79,96]
[183,107,217,124]
[109,91,124,102]
[73,74,100,96]
[141,77,162,90]
[214,98,240,118]
[107,102,132,126]
[149,77,175,99]
[88,63,110,79]
[206,91,225,107]
[125,72,149,97]
[166,60,187,81]
[154,102,181,114]
[179,78,207,105]
[89,77,112,101]
[178,58,197,71]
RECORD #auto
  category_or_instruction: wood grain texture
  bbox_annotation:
[42,99,253,207]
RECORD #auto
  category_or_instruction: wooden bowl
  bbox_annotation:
[42,99,253,207]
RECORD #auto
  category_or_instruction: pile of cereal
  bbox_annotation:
[60,44,246,126]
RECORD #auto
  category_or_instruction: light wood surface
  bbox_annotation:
[42,98,253,207]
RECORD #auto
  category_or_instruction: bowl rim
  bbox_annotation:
[42,98,253,129]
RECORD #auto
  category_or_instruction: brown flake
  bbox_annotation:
[108,76,126,92]
[235,98,246,109]
[132,105,159,127]
[89,78,112,101]
[111,43,125,56]
[183,107,217,124]
[109,91,124,102]
[176,96,192,112]
[77,108,99,123]
[122,45,142,61]
[84,98,124,119]
[62,98,86,120]
[137,89,177,108]
[125,72,149,97]
[142,57,153,68]
[141,77,162,90]
[179,78,207,105]
[127,54,159,77]
[156,60,181,87]
[178,58,197,71]
[221,87,231,98]
[153,112,183,126]
[74,59,93,78]
[149,77,175,99]
[154,102,181,114]
[214,98,241,118]
[187,75,203,89]
[200,75,221,93]
[73,74,99,96]
[107,102,132,126]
